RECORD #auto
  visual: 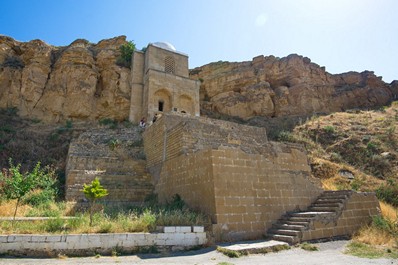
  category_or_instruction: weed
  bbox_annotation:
[376,179,398,206]
[300,242,319,251]
[99,118,118,129]
[345,241,398,259]
[277,131,295,142]
[108,139,120,150]
[217,247,244,258]
[323,125,335,134]
[217,263,235,265]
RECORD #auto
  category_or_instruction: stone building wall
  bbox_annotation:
[129,43,200,123]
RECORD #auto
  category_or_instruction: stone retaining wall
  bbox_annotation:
[0,227,206,257]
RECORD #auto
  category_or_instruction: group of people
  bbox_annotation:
[139,113,160,128]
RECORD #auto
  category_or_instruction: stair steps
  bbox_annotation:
[267,190,352,244]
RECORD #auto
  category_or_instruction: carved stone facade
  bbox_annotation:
[129,42,200,123]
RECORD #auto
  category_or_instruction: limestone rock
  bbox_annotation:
[0,35,131,122]
[191,54,396,119]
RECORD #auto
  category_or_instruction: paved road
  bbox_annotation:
[1,240,397,265]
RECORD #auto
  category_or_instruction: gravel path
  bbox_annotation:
[1,240,396,265]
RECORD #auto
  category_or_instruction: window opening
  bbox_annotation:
[158,100,164,112]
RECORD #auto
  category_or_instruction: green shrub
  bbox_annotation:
[277,131,295,142]
[0,160,58,220]
[323,125,335,134]
[116,41,136,68]
[376,179,398,207]
[44,217,65,232]
[99,118,118,129]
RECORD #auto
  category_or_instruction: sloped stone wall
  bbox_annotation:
[65,127,153,203]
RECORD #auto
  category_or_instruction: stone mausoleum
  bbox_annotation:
[66,42,380,243]
[129,42,200,123]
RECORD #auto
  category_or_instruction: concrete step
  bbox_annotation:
[273,223,307,231]
[318,194,348,200]
[323,190,351,195]
[217,240,289,255]
[307,206,339,212]
[315,198,345,204]
[312,202,342,207]
[281,221,310,227]
[269,229,301,237]
[268,234,298,244]
[285,216,313,222]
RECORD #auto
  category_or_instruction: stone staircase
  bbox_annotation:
[267,190,352,244]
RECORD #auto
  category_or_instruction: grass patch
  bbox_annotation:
[300,242,319,251]
[216,247,246,258]
[345,241,398,259]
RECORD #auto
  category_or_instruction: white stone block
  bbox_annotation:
[192,226,204,233]
[45,235,62,242]
[163,226,176,233]
[197,233,207,245]
[176,226,191,233]
[65,234,81,243]
[30,235,46,242]
[0,236,8,243]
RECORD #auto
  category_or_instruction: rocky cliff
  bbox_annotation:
[1,35,397,123]
[0,35,131,122]
[190,55,397,119]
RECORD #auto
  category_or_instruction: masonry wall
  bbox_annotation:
[143,113,268,169]
[145,44,189,77]
[65,128,153,203]
[129,51,145,122]
[146,69,200,118]
[155,144,322,241]
[301,192,380,241]
[156,149,217,219]
[211,146,322,241]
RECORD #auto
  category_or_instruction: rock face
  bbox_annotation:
[1,35,397,123]
[0,36,131,122]
[190,54,397,119]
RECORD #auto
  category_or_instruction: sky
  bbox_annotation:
[1,0,397,82]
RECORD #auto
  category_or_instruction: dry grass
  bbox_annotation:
[354,225,396,247]
[380,201,398,222]
[352,202,397,248]
[0,199,32,217]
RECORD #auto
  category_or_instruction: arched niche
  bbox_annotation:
[178,94,194,115]
[153,89,172,112]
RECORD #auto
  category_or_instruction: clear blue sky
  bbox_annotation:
[1,0,397,82]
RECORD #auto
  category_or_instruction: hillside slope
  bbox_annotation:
[280,102,398,192]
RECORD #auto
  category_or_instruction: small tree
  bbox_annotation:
[81,178,108,226]
[0,160,37,221]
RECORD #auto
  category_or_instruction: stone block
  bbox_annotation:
[193,226,204,233]
[164,226,176,233]
[0,236,7,243]
[176,226,191,233]
[45,235,62,242]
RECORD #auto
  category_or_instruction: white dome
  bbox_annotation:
[152,42,176,51]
